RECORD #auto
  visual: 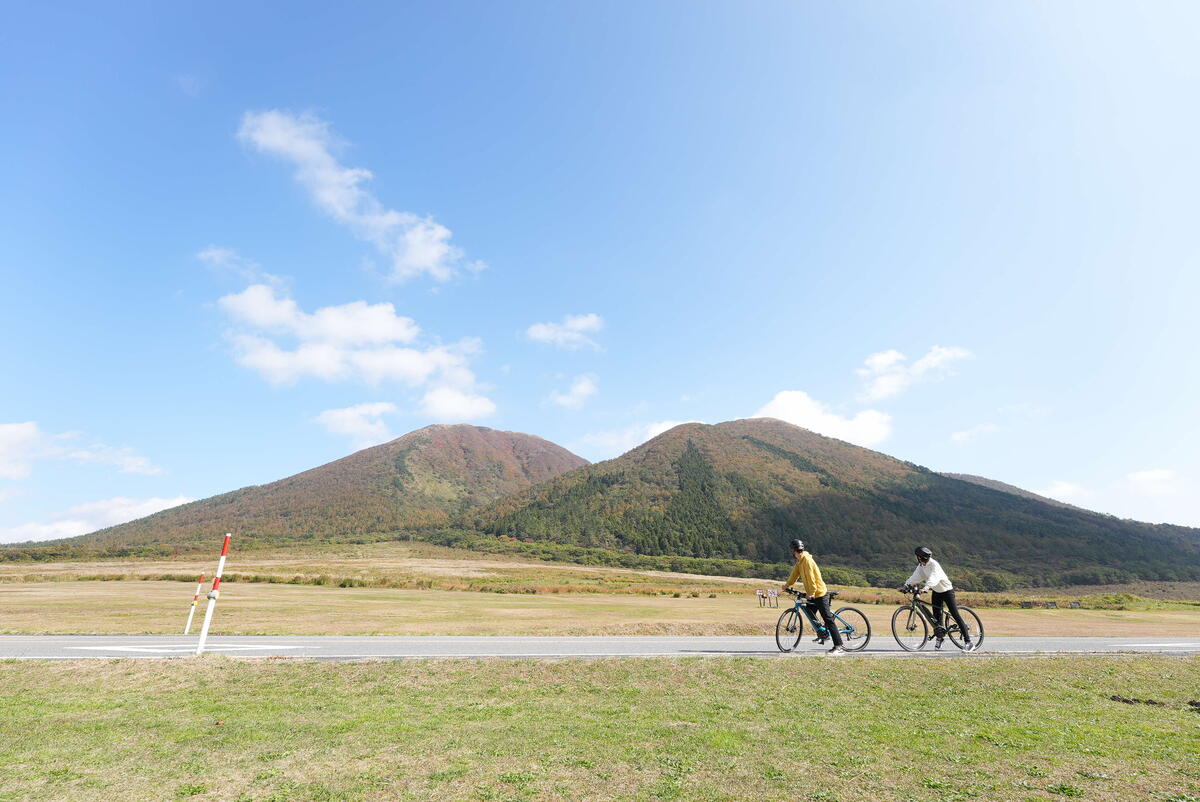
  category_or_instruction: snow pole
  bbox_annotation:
[195,533,231,656]
[183,572,205,634]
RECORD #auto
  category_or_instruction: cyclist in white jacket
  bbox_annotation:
[904,546,975,651]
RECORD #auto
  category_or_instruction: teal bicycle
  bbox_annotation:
[775,588,872,652]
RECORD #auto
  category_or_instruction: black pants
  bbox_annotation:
[931,589,970,641]
[806,594,844,648]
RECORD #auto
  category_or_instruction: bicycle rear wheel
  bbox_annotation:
[833,606,871,651]
[891,605,928,651]
[946,606,984,650]
[775,608,804,652]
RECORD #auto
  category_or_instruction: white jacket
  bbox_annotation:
[907,558,953,593]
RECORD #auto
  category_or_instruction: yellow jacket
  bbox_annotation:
[786,551,828,598]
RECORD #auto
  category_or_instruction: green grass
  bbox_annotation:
[1,657,1197,801]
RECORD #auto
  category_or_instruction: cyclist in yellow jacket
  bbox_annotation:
[783,539,846,655]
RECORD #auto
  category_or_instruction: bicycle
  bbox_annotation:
[891,587,984,652]
[775,588,872,652]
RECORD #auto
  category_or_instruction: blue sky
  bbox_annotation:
[3,1,1199,541]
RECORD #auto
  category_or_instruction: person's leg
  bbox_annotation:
[931,591,947,638]
[941,590,971,642]
[805,599,826,642]
[814,594,844,648]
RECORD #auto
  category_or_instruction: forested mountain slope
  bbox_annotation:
[473,418,1200,587]
[55,425,588,551]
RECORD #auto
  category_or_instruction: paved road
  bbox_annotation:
[2,635,1198,660]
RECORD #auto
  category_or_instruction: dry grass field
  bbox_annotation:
[0,541,763,595]
[1,541,1197,637]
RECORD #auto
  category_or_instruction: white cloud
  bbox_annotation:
[549,374,598,409]
[753,391,891,447]
[219,284,494,414]
[1126,469,1180,497]
[0,421,43,480]
[198,246,283,287]
[526,313,604,350]
[576,420,699,460]
[857,345,972,401]
[64,444,163,475]
[0,495,194,544]
[950,423,999,444]
[220,284,419,346]
[645,420,691,440]
[238,110,481,282]
[420,387,497,422]
[1037,480,1091,504]
[313,403,400,450]
[0,422,161,479]
[175,74,203,97]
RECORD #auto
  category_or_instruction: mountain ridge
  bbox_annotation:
[59,424,588,550]
[472,418,1200,587]
[8,419,1198,590]
[940,473,1088,513]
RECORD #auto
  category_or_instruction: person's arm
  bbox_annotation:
[783,561,801,589]
[799,555,820,597]
[905,564,925,588]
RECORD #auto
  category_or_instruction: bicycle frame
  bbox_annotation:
[906,591,948,633]
[787,595,857,637]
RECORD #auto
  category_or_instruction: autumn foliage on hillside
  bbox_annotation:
[63,425,587,551]
[473,419,1200,587]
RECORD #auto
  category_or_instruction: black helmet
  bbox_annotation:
[915,546,933,560]
[789,539,805,552]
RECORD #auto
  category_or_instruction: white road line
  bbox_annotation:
[1115,643,1200,649]
[65,645,307,653]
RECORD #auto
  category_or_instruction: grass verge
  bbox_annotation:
[1,657,1198,801]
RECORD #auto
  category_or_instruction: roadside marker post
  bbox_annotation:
[183,573,205,635]
[195,533,231,657]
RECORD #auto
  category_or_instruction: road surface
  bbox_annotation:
[2,635,1198,659]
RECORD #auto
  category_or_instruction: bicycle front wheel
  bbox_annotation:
[833,606,871,652]
[946,606,984,650]
[775,608,804,652]
[891,605,929,651]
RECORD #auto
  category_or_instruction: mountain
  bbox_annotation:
[66,425,588,550]
[940,473,1084,512]
[472,418,1200,588]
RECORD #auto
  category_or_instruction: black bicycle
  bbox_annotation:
[776,588,871,652]
[891,587,984,652]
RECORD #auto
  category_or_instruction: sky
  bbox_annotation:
[2,1,1199,542]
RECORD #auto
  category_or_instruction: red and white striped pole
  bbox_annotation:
[183,572,205,634]
[195,533,231,656]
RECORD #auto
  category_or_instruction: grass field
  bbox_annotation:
[1,657,1197,801]
[4,578,1200,636]
[7,542,1199,607]
[2,541,1198,636]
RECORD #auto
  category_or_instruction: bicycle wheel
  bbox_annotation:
[891,605,929,651]
[775,608,804,652]
[946,606,984,650]
[833,606,871,652]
